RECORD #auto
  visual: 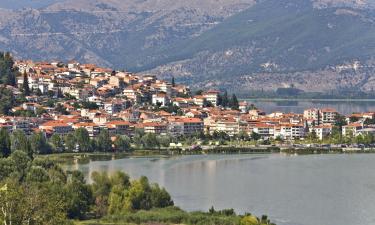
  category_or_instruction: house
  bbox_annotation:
[202,90,219,106]
[106,120,133,136]
[277,124,305,139]
[141,122,168,135]
[252,123,274,138]
[72,122,100,137]
[310,124,333,140]
[320,108,338,124]
[39,120,73,135]
[152,93,170,107]
[169,118,204,136]
[342,123,363,136]
[193,96,206,107]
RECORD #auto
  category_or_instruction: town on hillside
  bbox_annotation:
[1,57,375,152]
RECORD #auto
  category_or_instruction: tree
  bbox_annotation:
[124,176,152,211]
[74,128,91,152]
[142,133,159,149]
[114,135,131,152]
[230,94,239,110]
[221,91,229,108]
[11,130,32,158]
[64,133,76,152]
[171,76,175,87]
[108,172,131,214]
[0,52,16,86]
[0,128,11,157]
[10,150,31,181]
[55,103,68,115]
[251,132,261,141]
[50,134,64,152]
[65,171,93,219]
[30,131,52,155]
[150,183,174,208]
[91,171,112,217]
[22,71,30,96]
[36,107,47,116]
[0,87,15,115]
[97,129,112,152]
[157,135,172,148]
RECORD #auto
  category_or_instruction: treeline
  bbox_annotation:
[0,151,173,224]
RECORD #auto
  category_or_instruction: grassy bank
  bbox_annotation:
[75,207,274,225]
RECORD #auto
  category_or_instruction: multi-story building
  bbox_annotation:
[203,90,219,106]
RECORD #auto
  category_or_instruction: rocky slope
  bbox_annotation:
[1,0,375,94]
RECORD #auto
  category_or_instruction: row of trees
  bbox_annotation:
[0,150,174,224]
[0,127,271,157]
[0,128,134,158]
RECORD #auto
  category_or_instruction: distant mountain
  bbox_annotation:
[1,0,375,94]
[0,0,61,9]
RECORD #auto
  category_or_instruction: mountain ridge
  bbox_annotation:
[1,0,375,94]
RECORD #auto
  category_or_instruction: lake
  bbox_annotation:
[244,99,375,114]
[68,154,375,225]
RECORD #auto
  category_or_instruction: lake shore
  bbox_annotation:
[39,145,375,165]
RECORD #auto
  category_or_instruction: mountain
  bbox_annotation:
[1,0,375,94]
[0,0,61,9]
[145,0,375,93]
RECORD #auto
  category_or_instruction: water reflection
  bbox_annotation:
[67,154,375,225]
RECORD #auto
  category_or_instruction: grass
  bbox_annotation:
[75,207,245,225]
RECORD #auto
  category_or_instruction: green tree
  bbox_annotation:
[65,171,93,219]
[230,94,239,110]
[108,172,131,214]
[64,133,76,152]
[11,130,32,158]
[22,71,30,96]
[114,135,131,152]
[97,129,112,152]
[91,171,112,217]
[30,131,52,154]
[50,134,64,152]
[150,183,174,208]
[142,133,160,149]
[124,176,152,211]
[0,127,11,157]
[0,87,15,115]
[74,128,91,152]
[251,132,261,141]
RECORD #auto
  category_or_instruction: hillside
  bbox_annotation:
[1,0,375,94]
[144,0,375,93]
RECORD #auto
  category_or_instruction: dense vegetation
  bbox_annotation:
[0,148,274,225]
[0,150,174,224]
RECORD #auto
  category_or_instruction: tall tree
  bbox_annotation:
[74,128,91,152]
[97,129,112,152]
[22,71,30,96]
[11,130,32,158]
[0,127,11,157]
[171,76,175,87]
[30,131,51,155]
[230,94,239,110]
[221,91,229,108]
[113,135,131,152]
[0,86,15,115]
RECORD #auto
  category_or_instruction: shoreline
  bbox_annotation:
[40,146,375,165]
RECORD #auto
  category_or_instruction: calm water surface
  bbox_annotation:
[246,100,375,114]
[69,154,375,225]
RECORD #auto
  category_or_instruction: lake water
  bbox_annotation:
[69,154,375,225]
[245,99,375,114]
